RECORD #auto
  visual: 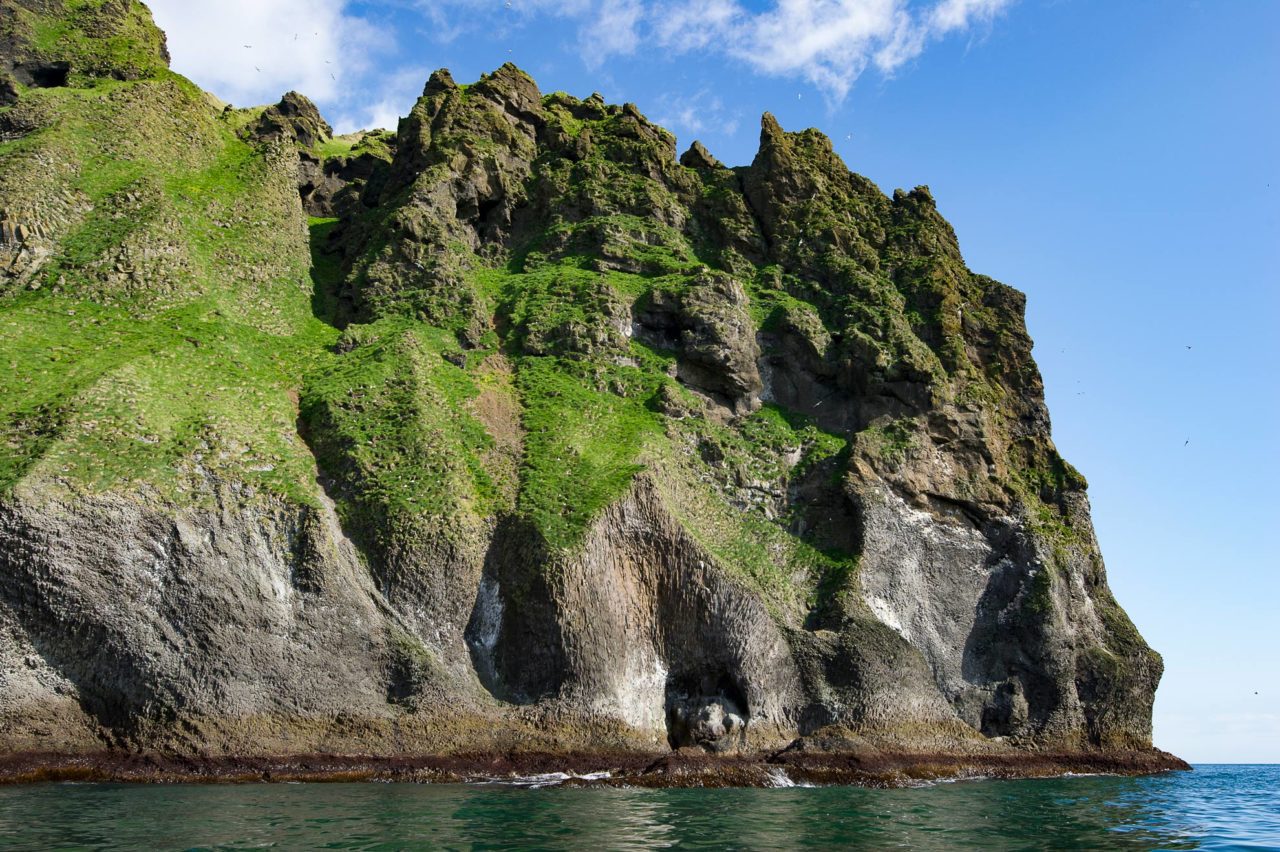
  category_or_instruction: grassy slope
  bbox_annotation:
[0,70,334,505]
[0,86,497,532]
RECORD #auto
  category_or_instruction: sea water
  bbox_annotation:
[0,764,1275,849]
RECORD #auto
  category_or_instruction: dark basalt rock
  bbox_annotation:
[680,140,723,171]
[245,91,332,148]
[634,271,763,415]
[300,131,397,218]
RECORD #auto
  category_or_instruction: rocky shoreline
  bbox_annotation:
[0,749,1190,788]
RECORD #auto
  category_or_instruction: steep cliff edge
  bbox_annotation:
[0,0,1179,779]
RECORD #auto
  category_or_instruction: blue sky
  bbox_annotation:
[144,0,1280,764]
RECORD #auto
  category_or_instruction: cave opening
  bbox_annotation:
[664,672,749,752]
[18,62,70,89]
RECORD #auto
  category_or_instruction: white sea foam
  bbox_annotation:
[474,770,613,789]
[766,768,815,788]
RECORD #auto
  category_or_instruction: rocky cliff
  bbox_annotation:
[0,0,1174,776]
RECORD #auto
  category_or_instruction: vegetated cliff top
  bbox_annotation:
[0,0,1078,544]
[0,0,1164,762]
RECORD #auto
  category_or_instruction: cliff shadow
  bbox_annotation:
[463,514,568,705]
[959,528,1063,739]
[307,217,353,328]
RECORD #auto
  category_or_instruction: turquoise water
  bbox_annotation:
[0,765,1275,850]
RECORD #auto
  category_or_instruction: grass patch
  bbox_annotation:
[300,318,501,551]
[856,418,918,466]
[314,136,357,160]
[514,355,662,550]
[16,0,170,84]
[0,293,337,503]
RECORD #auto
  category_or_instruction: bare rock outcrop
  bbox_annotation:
[469,476,801,752]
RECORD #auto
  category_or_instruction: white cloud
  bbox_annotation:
[652,0,740,51]
[726,0,906,98]
[330,65,430,135]
[146,0,380,107]
[651,89,742,141]
[651,0,1015,102]
[928,0,1010,33]
[405,0,1014,103]
[581,0,646,66]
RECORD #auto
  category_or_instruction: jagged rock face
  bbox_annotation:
[240,93,398,220]
[633,271,762,417]
[300,130,396,219]
[245,91,332,149]
[0,5,1164,759]
[0,482,397,751]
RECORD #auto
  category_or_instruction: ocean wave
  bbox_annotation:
[473,770,614,788]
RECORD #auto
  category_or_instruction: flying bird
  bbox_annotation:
[243,44,252,48]
[1184,440,1190,446]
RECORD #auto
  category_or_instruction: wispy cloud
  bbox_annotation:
[581,0,646,66]
[146,0,1014,134]
[330,65,431,135]
[651,90,742,140]
[929,0,1011,33]
[405,0,1014,102]
[146,0,381,107]
[653,0,1014,102]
